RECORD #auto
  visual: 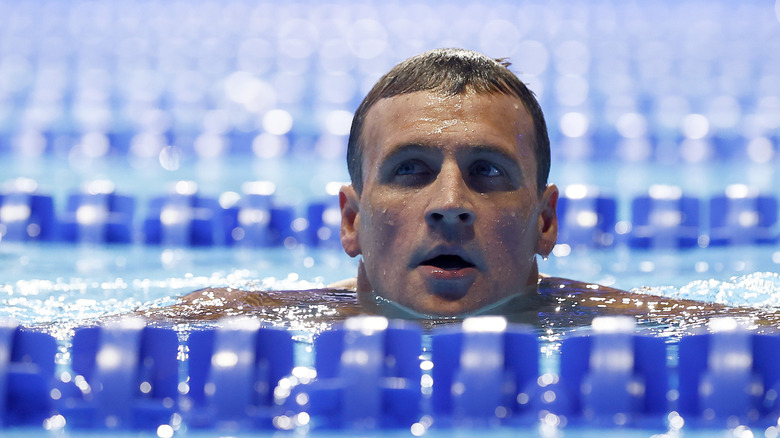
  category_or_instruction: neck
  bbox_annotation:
[356,259,541,292]
[355,258,373,293]
[355,258,543,319]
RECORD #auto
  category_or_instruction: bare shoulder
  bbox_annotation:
[177,287,288,307]
[326,277,358,291]
[539,276,629,296]
[139,285,361,322]
[539,276,738,319]
[177,286,358,307]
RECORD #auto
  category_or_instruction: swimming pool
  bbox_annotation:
[2,156,780,437]
[2,0,780,435]
[3,156,779,325]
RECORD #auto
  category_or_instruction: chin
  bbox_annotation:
[413,295,488,317]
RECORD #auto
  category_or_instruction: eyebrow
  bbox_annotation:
[376,141,526,186]
[379,142,523,164]
[460,143,522,166]
[377,143,440,164]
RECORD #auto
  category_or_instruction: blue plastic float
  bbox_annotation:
[1,316,780,432]
[185,318,293,429]
[54,318,179,429]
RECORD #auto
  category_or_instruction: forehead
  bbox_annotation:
[360,90,536,162]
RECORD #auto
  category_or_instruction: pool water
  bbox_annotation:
[3,156,780,342]
[2,240,780,438]
[2,150,780,438]
[3,156,779,329]
[2,0,780,434]
[3,200,780,338]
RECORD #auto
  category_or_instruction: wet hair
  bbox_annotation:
[347,48,550,195]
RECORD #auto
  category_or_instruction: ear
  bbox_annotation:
[339,184,362,257]
[536,184,559,257]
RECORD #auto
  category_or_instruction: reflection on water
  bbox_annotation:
[5,269,780,350]
[2,243,780,356]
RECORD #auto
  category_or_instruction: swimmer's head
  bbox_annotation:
[339,48,558,316]
[347,48,550,196]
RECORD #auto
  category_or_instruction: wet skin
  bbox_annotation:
[141,278,775,336]
[339,90,558,316]
[136,92,775,330]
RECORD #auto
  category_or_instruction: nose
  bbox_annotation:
[427,208,475,226]
[425,165,476,228]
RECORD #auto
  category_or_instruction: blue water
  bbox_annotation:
[3,156,780,436]
[3,230,780,326]
[3,174,780,436]
[3,155,780,327]
[2,0,780,435]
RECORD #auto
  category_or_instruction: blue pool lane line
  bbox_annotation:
[557,316,669,427]
[282,316,422,429]
[0,319,58,427]
[0,178,346,248]
[678,318,780,426]
[55,319,179,429]
[2,315,780,432]
[185,318,293,429]
[430,316,539,427]
[2,179,778,249]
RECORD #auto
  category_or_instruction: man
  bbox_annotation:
[148,49,744,327]
[335,48,558,317]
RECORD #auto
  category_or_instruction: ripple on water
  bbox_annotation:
[2,271,780,345]
[635,271,780,308]
[0,270,332,335]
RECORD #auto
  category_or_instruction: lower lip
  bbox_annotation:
[418,265,478,281]
[417,265,478,299]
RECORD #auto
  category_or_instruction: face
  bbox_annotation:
[340,90,558,316]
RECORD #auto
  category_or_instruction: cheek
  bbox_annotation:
[483,206,539,292]
[359,198,412,295]
[489,203,539,251]
[360,198,408,253]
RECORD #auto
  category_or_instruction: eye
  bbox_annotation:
[388,159,433,187]
[470,160,502,177]
[466,159,514,192]
[394,160,427,176]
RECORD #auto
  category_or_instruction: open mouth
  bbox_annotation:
[420,254,475,271]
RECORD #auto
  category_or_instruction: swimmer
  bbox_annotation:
[143,48,758,328]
